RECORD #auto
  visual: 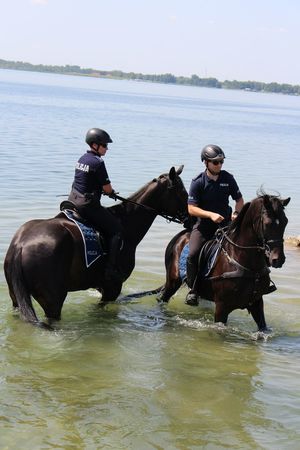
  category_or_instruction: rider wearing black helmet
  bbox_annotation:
[201,144,225,162]
[185,144,244,306]
[68,128,123,281]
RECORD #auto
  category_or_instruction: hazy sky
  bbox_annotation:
[2,0,300,85]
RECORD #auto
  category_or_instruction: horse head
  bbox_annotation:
[260,195,290,268]
[155,165,188,223]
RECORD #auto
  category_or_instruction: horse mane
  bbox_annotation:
[227,201,251,234]
[256,187,284,204]
[108,173,169,216]
[127,179,155,202]
[122,172,172,202]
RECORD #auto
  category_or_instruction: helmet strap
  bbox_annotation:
[91,143,100,153]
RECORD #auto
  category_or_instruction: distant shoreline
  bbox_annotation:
[1,58,299,96]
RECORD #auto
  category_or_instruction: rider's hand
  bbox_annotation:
[210,212,225,224]
[108,190,119,200]
[231,211,239,221]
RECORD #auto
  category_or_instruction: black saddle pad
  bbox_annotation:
[62,209,105,267]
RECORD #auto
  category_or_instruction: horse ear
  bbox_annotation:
[176,165,184,175]
[282,197,291,207]
[169,167,176,181]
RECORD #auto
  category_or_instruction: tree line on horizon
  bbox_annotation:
[1,58,299,96]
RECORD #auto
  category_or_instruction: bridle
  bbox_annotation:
[216,204,284,254]
[109,176,187,225]
[207,199,285,298]
[111,192,185,224]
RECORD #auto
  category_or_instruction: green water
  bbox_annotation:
[1,244,300,449]
[1,69,300,449]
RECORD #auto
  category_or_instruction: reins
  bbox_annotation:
[216,203,284,252]
[106,193,184,224]
[209,223,270,286]
[216,227,266,251]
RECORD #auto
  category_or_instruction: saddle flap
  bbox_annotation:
[198,239,222,278]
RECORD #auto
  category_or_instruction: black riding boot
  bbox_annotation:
[105,234,123,282]
[185,257,199,306]
[186,257,197,288]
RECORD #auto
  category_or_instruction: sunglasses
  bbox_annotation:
[211,160,224,166]
[100,143,108,148]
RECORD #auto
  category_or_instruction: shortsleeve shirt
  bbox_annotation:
[72,150,111,198]
[188,170,242,224]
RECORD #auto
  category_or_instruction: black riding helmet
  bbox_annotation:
[201,144,225,161]
[85,128,113,146]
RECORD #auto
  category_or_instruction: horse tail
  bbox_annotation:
[117,285,164,302]
[6,247,52,330]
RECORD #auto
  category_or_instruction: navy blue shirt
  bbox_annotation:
[71,150,110,199]
[188,170,242,226]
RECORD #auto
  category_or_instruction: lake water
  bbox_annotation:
[0,69,300,449]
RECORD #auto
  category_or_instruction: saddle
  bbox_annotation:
[179,238,222,281]
[60,200,88,224]
[59,200,106,267]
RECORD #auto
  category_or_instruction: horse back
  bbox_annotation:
[4,216,83,292]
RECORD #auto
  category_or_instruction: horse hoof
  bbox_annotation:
[258,326,272,333]
[156,293,169,303]
[185,293,199,306]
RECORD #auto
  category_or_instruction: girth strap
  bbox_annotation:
[207,252,270,281]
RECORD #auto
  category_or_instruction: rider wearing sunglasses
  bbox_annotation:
[68,128,123,282]
[185,144,244,306]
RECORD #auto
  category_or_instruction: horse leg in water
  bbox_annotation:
[214,300,231,325]
[156,254,184,303]
[99,280,123,305]
[31,266,68,322]
[157,276,183,303]
[247,297,267,331]
[157,232,186,303]
[36,289,67,323]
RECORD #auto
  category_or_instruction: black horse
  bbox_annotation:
[154,193,290,331]
[4,166,188,328]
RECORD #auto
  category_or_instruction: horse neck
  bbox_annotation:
[113,180,164,245]
[232,201,262,245]
[228,201,266,266]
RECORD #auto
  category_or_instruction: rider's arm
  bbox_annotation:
[103,183,119,200]
[232,197,245,218]
[188,204,225,224]
[232,196,245,219]
[234,196,244,213]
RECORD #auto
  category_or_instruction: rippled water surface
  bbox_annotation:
[0,69,300,449]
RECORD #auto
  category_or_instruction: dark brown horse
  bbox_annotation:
[155,193,290,331]
[4,166,188,328]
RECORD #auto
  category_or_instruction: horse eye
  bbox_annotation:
[275,219,280,225]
